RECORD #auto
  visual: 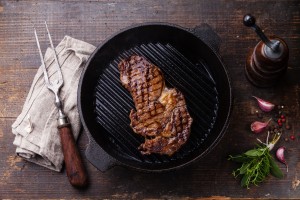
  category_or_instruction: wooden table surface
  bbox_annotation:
[1,0,300,199]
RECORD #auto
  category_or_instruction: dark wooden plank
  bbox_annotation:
[0,0,300,199]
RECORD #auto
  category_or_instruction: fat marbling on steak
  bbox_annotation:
[118,55,193,156]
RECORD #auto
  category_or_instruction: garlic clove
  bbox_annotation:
[251,119,272,134]
[253,96,275,112]
[276,146,288,172]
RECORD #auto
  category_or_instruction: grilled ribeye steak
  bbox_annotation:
[118,55,193,156]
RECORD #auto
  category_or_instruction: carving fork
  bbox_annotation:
[34,22,87,187]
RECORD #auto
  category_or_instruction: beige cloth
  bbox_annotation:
[12,36,96,172]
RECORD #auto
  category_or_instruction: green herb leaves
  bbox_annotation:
[269,157,284,179]
[229,146,283,188]
[244,148,266,157]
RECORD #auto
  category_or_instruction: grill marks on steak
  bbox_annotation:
[118,55,193,156]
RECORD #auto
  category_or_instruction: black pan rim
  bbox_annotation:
[78,22,233,172]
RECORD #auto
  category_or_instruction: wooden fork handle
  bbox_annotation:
[58,123,88,187]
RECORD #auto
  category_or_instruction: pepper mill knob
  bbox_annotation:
[243,14,256,27]
[244,14,289,87]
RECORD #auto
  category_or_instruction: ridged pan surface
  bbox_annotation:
[78,24,232,171]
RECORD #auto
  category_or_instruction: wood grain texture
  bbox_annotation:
[59,124,88,187]
[0,0,300,199]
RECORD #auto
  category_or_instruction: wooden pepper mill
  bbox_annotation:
[243,14,289,87]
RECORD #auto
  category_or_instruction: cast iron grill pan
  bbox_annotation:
[78,24,231,171]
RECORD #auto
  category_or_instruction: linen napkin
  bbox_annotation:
[12,36,96,172]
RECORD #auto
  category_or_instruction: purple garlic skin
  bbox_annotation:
[253,96,275,112]
[250,119,271,134]
[276,146,288,172]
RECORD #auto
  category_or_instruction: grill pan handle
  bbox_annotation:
[189,24,221,53]
[85,132,119,172]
